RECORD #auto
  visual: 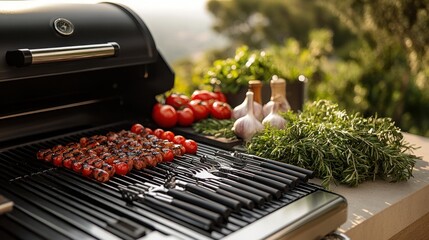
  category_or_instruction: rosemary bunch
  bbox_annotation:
[247,100,420,188]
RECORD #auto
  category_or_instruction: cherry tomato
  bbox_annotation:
[177,107,194,126]
[82,164,94,177]
[173,135,186,145]
[152,102,162,111]
[63,158,74,169]
[183,139,198,154]
[212,91,227,102]
[37,149,47,160]
[80,137,88,147]
[166,93,190,109]
[205,99,215,112]
[72,161,83,173]
[191,90,216,101]
[144,127,153,135]
[210,101,232,119]
[114,162,129,175]
[131,123,144,134]
[152,103,177,128]
[178,144,186,155]
[52,145,63,152]
[53,155,63,167]
[153,128,164,138]
[188,100,210,121]
[161,148,174,162]
[161,131,175,142]
[103,155,115,165]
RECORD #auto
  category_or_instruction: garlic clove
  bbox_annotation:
[263,97,291,117]
[262,100,274,117]
[233,116,264,141]
[232,91,264,142]
[253,102,264,121]
[233,90,264,120]
[262,102,287,129]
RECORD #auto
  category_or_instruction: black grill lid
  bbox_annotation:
[0,2,157,81]
[0,2,174,147]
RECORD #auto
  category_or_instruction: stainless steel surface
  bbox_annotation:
[322,231,351,240]
[139,231,183,240]
[30,42,119,64]
[0,195,13,215]
[223,190,347,240]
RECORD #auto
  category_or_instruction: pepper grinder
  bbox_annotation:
[248,80,263,104]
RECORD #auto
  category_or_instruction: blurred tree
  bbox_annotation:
[173,0,429,136]
[323,0,429,73]
[206,0,355,50]
[321,0,429,136]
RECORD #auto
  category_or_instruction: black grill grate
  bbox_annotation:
[0,123,322,240]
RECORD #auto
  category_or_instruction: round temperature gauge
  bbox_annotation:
[53,18,74,36]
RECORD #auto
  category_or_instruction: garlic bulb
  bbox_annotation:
[232,92,264,142]
[263,97,291,117]
[233,90,263,120]
[262,101,287,129]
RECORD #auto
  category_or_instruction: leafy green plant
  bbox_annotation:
[204,45,279,94]
[247,100,420,188]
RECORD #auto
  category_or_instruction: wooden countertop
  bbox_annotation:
[311,133,429,240]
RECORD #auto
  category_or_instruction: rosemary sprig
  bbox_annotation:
[193,118,237,140]
[247,100,420,188]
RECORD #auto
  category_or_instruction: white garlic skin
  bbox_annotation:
[233,114,264,142]
[232,92,264,142]
[262,102,287,129]
[263,98,291,117]
[233,92,263,120]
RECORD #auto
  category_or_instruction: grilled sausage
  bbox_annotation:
[131,156,146,170]
[93,168,110,182]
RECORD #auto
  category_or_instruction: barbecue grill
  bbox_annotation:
[0,2,347,240]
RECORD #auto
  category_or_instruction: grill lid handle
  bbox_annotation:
[6,42,120,67]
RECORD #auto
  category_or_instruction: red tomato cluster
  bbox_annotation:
[131,124,198,155]
[151,90,232,128]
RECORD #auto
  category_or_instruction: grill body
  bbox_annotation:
[0,2,174,146]
[0,2,347,240]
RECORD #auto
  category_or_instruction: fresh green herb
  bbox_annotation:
[193,118,236,140]
[246,100,420,188]
[204,46,279,94]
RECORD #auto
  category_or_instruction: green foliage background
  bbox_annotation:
[172,0,429,137]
